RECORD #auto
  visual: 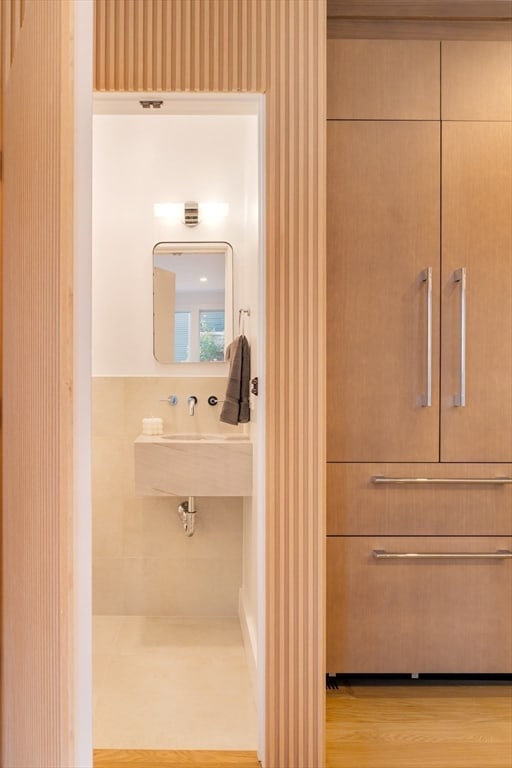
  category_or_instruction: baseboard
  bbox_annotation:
[239,588,257,700]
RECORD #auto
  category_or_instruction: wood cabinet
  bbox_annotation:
[327,39,512,674]
[327,536,512,674]
[327,39,440,120]
[441,121,512,462]
[327,120,440,462]
[327,463,512,537]
[441,41,512,120]
[327,119,512,464]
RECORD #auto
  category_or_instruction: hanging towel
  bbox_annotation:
[220,334,251,425]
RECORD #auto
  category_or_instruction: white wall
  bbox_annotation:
[92,112,259,376]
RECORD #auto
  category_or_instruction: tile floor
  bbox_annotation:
[93,615,258,750]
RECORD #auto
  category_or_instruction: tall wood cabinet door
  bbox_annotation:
[327,121,440,462]
[441,122,512,462]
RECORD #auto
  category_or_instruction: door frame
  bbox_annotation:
[88,89,267,758]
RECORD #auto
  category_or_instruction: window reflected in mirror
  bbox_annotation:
[153,242,233,363]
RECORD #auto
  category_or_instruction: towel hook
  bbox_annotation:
[238,308,250,335]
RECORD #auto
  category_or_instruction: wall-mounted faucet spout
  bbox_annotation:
[188,395,198,415]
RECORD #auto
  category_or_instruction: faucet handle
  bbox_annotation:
[160,395,178,406]
[207,395,226,406]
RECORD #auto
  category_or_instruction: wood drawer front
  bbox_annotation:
[326,536,512,674]
[327,463,512,536]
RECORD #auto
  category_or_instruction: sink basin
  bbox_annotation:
[134,433,252,496]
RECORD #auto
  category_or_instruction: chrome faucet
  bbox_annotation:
[187,395,198,416]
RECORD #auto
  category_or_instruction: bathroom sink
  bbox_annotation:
[134,433,252,496]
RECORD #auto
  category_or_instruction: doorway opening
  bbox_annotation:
[91,93,265,755]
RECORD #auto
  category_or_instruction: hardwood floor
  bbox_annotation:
[93,750,260,767]
[94,682,512,768]
[326,681,512,768]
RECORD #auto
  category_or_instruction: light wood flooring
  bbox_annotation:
[94,681,512,768]
[326,681,512,768]
[93,750,260,767]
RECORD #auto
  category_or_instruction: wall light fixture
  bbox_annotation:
[153,201,229,226]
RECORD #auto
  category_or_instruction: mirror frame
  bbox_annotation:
[152,240,234,364]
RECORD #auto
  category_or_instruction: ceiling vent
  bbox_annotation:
[139,100,163,109]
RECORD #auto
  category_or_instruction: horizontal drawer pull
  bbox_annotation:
[372,549,512,560]
[372,475,512,485]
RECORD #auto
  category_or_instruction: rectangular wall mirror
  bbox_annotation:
[153,241,234,363]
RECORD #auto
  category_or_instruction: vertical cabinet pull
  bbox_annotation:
[421,268,433,407]
[453,267,467,407]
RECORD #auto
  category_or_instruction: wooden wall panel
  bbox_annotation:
[93,2,326,767]
[94,0,267,92]
[1,0,27,71]
[2,0,75,766]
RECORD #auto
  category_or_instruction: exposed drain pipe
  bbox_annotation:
[178,496,197,536]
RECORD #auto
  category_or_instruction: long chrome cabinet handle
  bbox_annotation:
[421,268,432,407]
[372,475,512,485]
[453,267,466,407]
[373,549,512,560]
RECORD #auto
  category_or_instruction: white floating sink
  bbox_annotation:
[134,433,252,497]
